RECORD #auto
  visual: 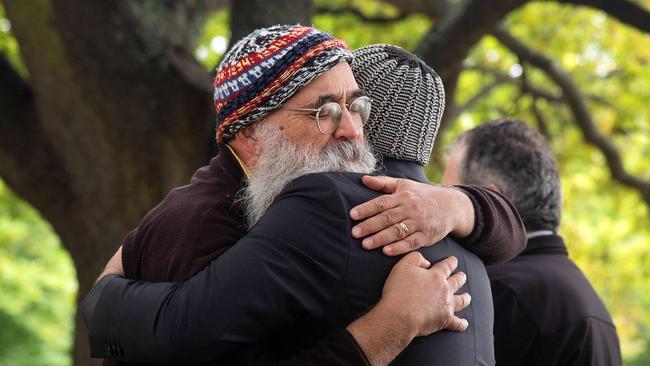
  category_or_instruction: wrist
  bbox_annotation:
[346,301,415,366]
[373,299,418,340]
[95,269,120,284]
[448,187,475,238]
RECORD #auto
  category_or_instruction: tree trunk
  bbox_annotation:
[0,0,313,364]
[2,0,213,364]
[230,0,313,42]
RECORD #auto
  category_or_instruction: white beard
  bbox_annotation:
[242,122,377,227]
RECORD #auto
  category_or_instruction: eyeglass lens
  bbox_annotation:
[316,96,371,134]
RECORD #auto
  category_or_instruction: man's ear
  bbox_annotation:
[227,125,259,168]
[486,183,501,194]
[231,126,257,152]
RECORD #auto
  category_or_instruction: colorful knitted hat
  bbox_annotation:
[352,44,445,166]
[214,24,353,142]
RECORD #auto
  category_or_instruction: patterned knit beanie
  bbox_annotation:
[214,24,353,142]
[352,44,445,165]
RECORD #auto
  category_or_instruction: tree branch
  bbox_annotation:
[531,97,551,139]
[466,65,563,101]
[553,0,650,33]
[492,27,650,205]
[468,64,620,108]
[382,0,645,137]
[381,0,450,18]
[168,46,213,93]
[315,6,408,23]
[407,0,529,135]
[230,0,313,43]
[522,63,552,138]
[206,0,231,13]
[452,79,504,119]
[414,0,528,78]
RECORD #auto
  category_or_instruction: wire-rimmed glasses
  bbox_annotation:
[280,96,372,134]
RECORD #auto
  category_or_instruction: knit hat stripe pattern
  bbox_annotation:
[213,25,353,142]
[352,44,445,166]
[217,38,347,140]
[215,35,332,129]
[214,26,311,87]
[214,30,328,113]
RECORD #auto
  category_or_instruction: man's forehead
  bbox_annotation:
[291,63,359,102]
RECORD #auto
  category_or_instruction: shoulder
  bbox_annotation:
[248,172,368,253]
[272,172,372,211]
[489,255,615,334]
[282,172,365,194]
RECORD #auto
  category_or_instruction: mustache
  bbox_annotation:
[323,139,365,162]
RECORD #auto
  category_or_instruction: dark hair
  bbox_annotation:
[452,119,562,231]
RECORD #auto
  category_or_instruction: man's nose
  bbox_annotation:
[332,109,361,141]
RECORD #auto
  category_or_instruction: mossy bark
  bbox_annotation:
[0,0,310,364]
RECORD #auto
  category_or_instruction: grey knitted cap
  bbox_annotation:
[352,44,445,165]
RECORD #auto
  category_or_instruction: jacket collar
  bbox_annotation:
[212,142,247,181]
[522,233,568,257]
[378,159,428,183]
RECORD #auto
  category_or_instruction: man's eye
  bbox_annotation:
[350,97,371,116]
[319,103,339,118]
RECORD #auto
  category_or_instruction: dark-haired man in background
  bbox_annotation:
[442,119,621,366]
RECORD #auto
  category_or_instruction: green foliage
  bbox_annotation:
[194,9,230,69]
[0,180,76,366]
[0,5,26,75]
[313,0,432,51]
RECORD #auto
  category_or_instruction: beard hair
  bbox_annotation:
[242,122,377,227]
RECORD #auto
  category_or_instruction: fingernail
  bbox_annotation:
[350,208,358,219]
[352,226,361,237]
[362,238,373,248]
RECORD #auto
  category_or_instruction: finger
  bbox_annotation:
[430,256,458,277]
[382,232,427,256]
[397,251,430,269]
[453,293,471,312]
[444,316,469,332]
[360,175,401,194]
[350,194,400,223]
[448,271,467,293]
[354,208,409,241]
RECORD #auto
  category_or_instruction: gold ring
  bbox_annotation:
[399,222,410,238]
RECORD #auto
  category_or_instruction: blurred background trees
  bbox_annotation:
[0,0,648,365]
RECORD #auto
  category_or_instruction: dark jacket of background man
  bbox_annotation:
[488,233,621,366]
[84,159,526,365]
[444,119,622,366]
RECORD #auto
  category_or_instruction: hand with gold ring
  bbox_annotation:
[397,222,410,239]
[349,175,476,256]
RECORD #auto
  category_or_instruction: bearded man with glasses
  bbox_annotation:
[83,25,524,365]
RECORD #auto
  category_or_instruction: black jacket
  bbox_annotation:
[84,165,500,365]
[488,234,622,366]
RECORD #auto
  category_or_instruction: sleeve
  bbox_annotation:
[221,329,370,366]
[452,185,526,264]
[82,176,355,365]
[120,227,139,278]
